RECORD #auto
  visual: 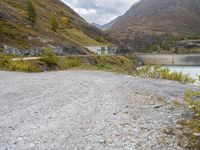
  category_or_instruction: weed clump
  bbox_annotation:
[0,53,40,72]
[136,66,195,84]
[181,88,200,149]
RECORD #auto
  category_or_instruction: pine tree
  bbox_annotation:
[0,22,3,35]
[26,0,37,25]
[50,15,59,32]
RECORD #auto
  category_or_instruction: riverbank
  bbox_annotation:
[0,70,197,149]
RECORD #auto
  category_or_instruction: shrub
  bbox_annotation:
[61,17,71,24]
[26,0,37,25]
[95,36,105,43]
[60,17,72,28]
[57,57,81,69]
[40,48,58,67]
[183,88,200,149]
[174,47,179,53]
[49,15,59,32]
[0,53,12,69]
[162,42,171,51]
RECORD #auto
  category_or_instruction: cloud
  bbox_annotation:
[61,0,139,25]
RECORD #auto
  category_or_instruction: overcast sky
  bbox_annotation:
[61,0,139,25]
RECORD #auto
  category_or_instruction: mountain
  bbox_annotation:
[91,23,103,30]
[108,0,200,52]
[0,0,127,56]
[92,16,120,31]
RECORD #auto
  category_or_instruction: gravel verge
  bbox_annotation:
[0,70,197,150]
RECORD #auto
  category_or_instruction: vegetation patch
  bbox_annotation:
[0,53,41,72]
[0,51,136,73]
[40,48,59,67]
[178,88,200,149]
[136,66,195,84]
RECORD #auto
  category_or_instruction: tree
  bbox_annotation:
[0,21,3,35]
[174,47,179,53]
[26,0,37,25]
[50,15,59,32]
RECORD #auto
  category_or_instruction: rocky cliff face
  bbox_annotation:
[0,0,127,56]
[108,0,200,52]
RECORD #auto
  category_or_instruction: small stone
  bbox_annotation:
[193,133,200,138]
[155,105,163,109]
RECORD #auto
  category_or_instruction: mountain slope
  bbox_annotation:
[92,16,120,31]
[109,0,200,52]
[0,0,126,55]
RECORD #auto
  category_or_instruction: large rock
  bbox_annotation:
[3,46,43,56]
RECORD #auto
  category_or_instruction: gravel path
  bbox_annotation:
[0,70,196,150]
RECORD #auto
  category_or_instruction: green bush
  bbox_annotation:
[49,15,59,32]
[161,42,171,51]
[0,53,12,69]
[60,16,72,28]
[26,0,37,25]
[95,36,105,43]
[0,53,40,72]
[57,57,81,69]
[40,48,58,67]
[9,60,40,72]
[136,66,195,84]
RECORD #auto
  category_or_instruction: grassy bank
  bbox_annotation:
[0,52,136,74]
[136,66,195,84]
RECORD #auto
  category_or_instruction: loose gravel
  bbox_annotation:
[0,70,197,150]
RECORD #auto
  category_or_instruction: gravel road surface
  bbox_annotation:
[0,70,196,150]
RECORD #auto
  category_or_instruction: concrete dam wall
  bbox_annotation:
[135,53,200,66]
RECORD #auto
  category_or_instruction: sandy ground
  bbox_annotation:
[0,70,196,150]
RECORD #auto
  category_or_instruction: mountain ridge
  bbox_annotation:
[92,16,120,31]
[108,0,200,52]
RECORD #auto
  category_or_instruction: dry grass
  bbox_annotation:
[136,66,195,84]
[0,52,136,73]
[0,53,41,72]
[177,89,200,149]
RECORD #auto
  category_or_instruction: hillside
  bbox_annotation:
[108,0,200,52]
[0,0,126,56]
